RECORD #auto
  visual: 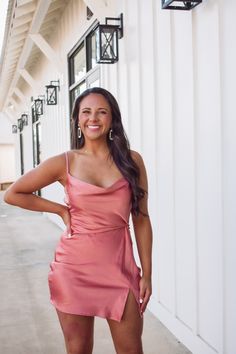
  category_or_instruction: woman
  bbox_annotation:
[4,87,153,354]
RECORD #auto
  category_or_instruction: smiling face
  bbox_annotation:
[78,93,112,142]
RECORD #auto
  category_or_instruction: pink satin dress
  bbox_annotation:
[48,152,142,322]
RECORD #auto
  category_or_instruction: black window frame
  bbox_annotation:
[68,20,99,113]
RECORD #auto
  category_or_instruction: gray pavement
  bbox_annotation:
[0,191,191,354]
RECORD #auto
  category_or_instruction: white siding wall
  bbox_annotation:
[0,113,16,183]
[0,113,14,144]
[0,144,15,183]
[219,2,236,354]
[9,0,236,353]
[96,1,235,354]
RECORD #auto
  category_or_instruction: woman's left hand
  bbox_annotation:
[139,276,152,314]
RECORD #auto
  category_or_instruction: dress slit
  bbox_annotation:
[119,288,142,322]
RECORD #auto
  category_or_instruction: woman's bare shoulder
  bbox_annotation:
[130,150,148,188]
[5,152,69,195]
[130,150,144,166]
[40,152,66,169]
[31,151,69,181]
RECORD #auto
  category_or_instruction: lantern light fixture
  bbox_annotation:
[45,80,60,105]
[17,118,24,132]
[162,0,202,10]
[21,113,28,126]
[34,97,44,116]
[12,125,17,134]
[95,13,123,64]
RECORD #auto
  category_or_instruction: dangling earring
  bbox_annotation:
[109,129,114,141]
[78,126,82,139]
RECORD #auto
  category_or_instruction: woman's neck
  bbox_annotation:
[81,140,110,157]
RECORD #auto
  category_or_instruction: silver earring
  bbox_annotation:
[109,129,114,141]
[78,126,82,139]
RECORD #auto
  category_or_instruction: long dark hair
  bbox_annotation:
[71,87,146,216]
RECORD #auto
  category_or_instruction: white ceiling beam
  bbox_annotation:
[3,0,53,111]
[29,33,63,73]
[6,53,21,62]
[5,65,17,73]
[5,65,20,75]
[13,87,26,102]
[6,57,18,65]
[6,47,22,56]
[6,41,24,52]
[12,13,33,28]
[30,0,53,33]
[14,2,37,19]
[48,0,65,13]
[17,0,34,6]
[10,23,29,36]
[8,33,27,44]
[18,68,40,93]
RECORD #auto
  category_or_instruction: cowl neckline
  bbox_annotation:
[67,172,127,191]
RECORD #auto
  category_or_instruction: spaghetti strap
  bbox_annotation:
[64,151,69,174]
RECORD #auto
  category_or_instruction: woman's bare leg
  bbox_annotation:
[107,290,144,354]
[56,309,95,354]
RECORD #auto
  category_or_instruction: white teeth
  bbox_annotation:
[87,125,99,129]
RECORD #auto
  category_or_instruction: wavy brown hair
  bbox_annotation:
[71,87,146,216]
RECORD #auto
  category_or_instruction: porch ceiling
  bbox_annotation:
[0,0,70,115]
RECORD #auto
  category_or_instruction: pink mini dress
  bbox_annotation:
[48,152,142,322]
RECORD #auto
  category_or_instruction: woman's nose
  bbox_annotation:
[88,112,99,121]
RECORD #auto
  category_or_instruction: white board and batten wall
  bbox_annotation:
[0,113,16,184]
[14,1,236,354]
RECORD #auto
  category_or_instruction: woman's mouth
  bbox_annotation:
[87,125,100,130]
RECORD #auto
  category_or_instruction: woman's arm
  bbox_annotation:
[131,150,153,314]
[4,153,69,227]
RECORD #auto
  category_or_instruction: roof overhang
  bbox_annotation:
[0,0,69,118]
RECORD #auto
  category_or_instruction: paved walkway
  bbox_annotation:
[0,191,191,354]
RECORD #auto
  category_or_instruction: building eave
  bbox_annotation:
[0,0,70,116]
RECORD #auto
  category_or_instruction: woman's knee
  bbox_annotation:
[66,336,93,354]
[62,326,94,354]
[56,311,94,354]
[116,342,143,354]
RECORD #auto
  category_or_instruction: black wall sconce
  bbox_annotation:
[12,125,17,134]
[162,0,202,10]
[21,113,28,126]
[45,80,60,105]
[34,97,44,115]
[17,118,24,132]
[95,13,123,64]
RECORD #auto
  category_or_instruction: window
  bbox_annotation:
[86,31,97,71]
[68,23,100,111]
[71,44,86,85]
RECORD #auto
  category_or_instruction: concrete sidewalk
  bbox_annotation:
[0,191,191,354]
